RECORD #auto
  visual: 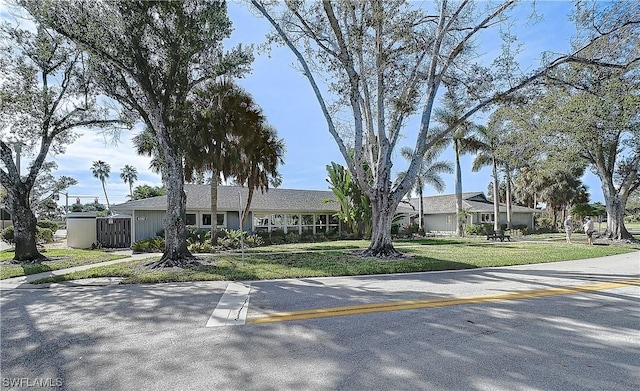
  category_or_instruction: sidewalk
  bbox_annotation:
[0,252,162,290]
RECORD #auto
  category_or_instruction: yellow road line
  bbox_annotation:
[247,278,640,325]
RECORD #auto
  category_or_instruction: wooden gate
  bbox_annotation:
[96,216,131,248]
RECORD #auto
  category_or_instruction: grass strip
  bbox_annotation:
[0,249,131,279]
[30,239,637,285]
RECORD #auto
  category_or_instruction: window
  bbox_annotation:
[202,213,225,227]
[271,214,284,227]
[203,214,211,226]
[286,214,300,226]
[316,214,327,226]
[286,214,300,234]
[480,213,494,223]
[254,213,269,227]
[186,213,196,225]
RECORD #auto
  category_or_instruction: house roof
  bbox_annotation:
[113,184,340,213]
[409,192,540,214]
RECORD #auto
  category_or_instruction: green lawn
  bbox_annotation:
[30,238,638,285]
[0,249,130,280]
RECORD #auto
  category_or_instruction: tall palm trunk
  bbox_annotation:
[505,166,512,230]
[210,170,219,245]
[492,157,500,232]
[417,187,424,233]
[455,142,464,236]
[101,180,110,211]
[242,187,254,229]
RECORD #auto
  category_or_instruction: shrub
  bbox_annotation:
[0,226,54,244]
[215,228,264,250]
[313,233,328,242]
[132,237,165,253]
[189,242,214,253]
[535,217,557,233]
[255,231,272,245]
[285,231,300,244]
[512,224,530,235]
[186,226,208,245]
[37,220,59,232]
[465,224,483,236]
[36,227,54,243]
[244,234,264,248]
[269,230,286,245]
[300,231,315,243]
[1,226,14,244]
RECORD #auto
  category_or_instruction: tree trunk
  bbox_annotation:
[604,193,632,240]
[505,168,512,230]
[145,114,194,268]
[9,188,47,263]
[101,181,110,212]
[455,149,464,236]
[210,171,219,245]
[417,187,424,233]
[361,193,403,258]
[242,187,254,230]
[492,159,500,232]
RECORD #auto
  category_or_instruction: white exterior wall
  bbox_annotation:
[66,212,97,248]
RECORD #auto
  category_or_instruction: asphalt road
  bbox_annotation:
[1,252,638,391]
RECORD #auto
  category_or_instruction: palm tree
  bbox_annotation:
[132,127,164,176]
[182,80,267,238]
[234,124,286,228]
[472,125,502,232]
[325,161,372,238]
[120,165,138,199]
[91,160,111,212]
[433,107,481,236]
[396,145,453,233]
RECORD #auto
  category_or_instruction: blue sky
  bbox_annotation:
[2,0,605,206]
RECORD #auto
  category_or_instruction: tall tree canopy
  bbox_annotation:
[22,0,253,266]
[530,64,639,239]
[396,145,453,233]
[0,20,126,263]
[251,0,638,256]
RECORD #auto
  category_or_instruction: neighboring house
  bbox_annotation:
[406,192,540,233]
[112,184,343,242]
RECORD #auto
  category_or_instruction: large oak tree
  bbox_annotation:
[22,0,252,266]
[251,0,636,256]
[0,21,125,262]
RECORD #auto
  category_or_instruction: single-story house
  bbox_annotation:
[112,186,540,243]
[112,184,345,242]
[406,192,541,232]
